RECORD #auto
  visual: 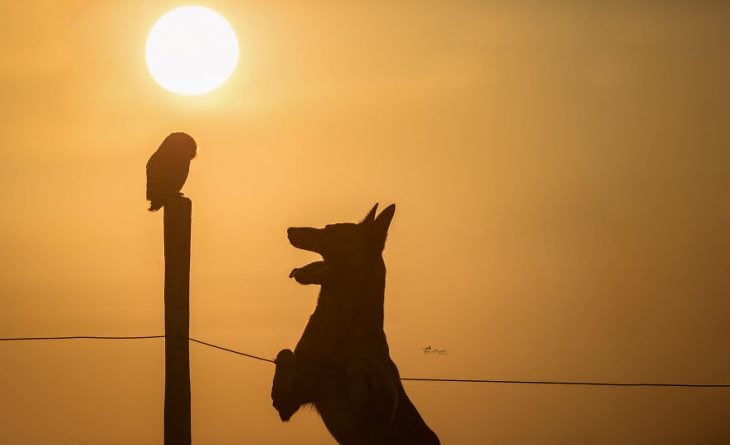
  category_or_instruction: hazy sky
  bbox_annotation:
[1,1,729,444]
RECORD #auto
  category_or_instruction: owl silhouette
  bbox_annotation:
[146,132,197,211]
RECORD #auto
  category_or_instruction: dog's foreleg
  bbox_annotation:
[346,362,399,423]
[272,349,303,421]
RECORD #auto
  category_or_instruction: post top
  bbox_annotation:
[163,195,192,216]
[167,194,192,205]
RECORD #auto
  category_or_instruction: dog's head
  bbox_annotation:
[288,203,395,285]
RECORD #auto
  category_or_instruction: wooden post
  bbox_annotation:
[163,196,192,445]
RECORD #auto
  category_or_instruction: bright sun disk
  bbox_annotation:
[146,6,239,95]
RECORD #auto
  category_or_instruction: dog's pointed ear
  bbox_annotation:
[361,203,378,225]
[373,204,396,235]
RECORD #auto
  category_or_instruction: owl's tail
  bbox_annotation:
[148,200,164,212]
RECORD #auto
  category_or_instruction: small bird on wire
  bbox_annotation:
[146,132,197,211]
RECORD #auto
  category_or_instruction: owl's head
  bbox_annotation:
[161,132,197,159]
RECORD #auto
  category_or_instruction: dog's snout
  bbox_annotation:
[287,227,322,253]
[288,227,308,244]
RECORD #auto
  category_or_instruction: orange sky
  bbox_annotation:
[1,1,729,444]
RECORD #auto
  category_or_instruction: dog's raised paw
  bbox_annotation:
[275,349,295,366]
[272,349,297,420]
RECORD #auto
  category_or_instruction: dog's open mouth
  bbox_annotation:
[289,261,332,285]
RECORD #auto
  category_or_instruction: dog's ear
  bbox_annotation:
[373,204,396,238]
[361,203,378,225]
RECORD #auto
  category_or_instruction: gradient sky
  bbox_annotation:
[1,1,729,444]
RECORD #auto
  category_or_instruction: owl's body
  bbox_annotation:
[146,132,197,211]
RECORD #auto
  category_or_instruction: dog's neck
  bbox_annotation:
[313,258,387,330]
[294,255,390,366]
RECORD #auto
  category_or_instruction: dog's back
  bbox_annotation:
[275,204,439,444]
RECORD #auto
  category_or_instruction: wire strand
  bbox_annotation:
[0,335,165,341]
[398,377,730,387]
[1,335,728,388]
[189,337,275,364]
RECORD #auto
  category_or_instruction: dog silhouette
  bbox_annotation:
[272,204,439,444]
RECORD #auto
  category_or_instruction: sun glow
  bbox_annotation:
[146,6,239,95]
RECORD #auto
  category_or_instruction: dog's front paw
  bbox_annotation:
[275,349,294,365]
[272,349,297,421]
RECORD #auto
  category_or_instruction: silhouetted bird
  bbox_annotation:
[146,132,197,211]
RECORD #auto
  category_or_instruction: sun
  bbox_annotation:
[146,6,239,96]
